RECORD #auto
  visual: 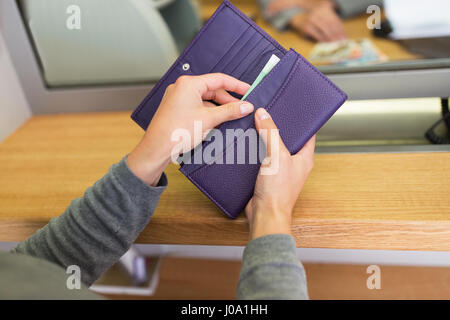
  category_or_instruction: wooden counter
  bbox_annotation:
[0,111,449,250]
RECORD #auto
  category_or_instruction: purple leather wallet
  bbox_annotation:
[131,0,347,218]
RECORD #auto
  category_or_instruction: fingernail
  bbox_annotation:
[257,108,270,120]
[240,103,254,115]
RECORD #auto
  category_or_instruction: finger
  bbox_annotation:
[203,88,240,105]
[311,18,336,42]
[326,15,347,40]
[325,10,347,40]
[202,101,216,108]
[329,23,346,40]
[304,24,327,42]
[334,21,348,40]
[266,1,280,15]
[207,101,254,125]
[254,108,288,158]
[192,73,250,99]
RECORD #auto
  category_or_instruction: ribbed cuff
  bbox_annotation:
[238,234,308,300]
[242,234,300,270]
[112,156,168,199]
[269,8,303,31]
[334,0,382,19]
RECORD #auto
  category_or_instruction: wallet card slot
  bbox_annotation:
[182,6,250,75]
[224,0,287,55]
[132,2,249,129]
[228,39,269,79]
[244,50,298,112]
[220,33,264,76]
[209,25,254,74]
[238,48,283,85]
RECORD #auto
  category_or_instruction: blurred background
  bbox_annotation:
[1,0,449,149]
[0,0,450,299]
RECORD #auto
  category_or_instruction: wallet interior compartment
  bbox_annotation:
[236,49,299,125]
[179,49,299,175]
[218,49,299,135]
[236,47,284,88]
[209,25,256,74]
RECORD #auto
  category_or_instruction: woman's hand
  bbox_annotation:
[266,0,346,42]
[127,73,253,186]
[289,2,347,42]
[246,108,315,240]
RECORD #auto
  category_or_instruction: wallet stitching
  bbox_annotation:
[132,1,228,122]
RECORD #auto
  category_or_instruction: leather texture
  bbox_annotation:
[131,0,347,218]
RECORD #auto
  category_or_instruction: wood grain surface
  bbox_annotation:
[101,258,450,300]
[0,111,449,250]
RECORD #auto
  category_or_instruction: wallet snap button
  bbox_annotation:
[182,63,190,71]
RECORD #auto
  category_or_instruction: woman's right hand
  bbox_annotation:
[245,108,316,240]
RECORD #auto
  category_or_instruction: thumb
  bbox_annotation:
[254,108,283,158]
[208,101,254,126]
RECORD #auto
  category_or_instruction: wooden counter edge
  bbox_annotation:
[2,216,450,251]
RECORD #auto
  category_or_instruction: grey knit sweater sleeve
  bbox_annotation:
[259,0,384,30]
[237,234,308,300]
[8,157,308,299]
[258,0,303,31]
[334,0,384,18]
[11,157,168,286]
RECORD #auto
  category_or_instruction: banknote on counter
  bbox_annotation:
[309,38,388,66]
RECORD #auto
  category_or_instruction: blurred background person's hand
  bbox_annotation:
[263,0,348,42]
[288,1,347,42]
